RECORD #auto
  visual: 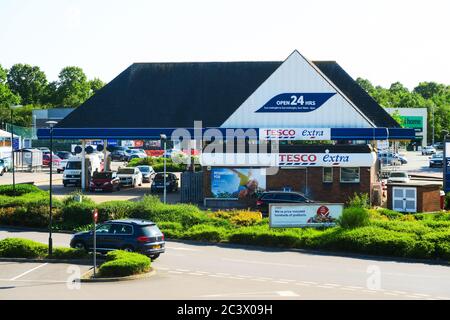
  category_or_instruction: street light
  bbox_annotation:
[9,105,22,196]
[160,134,167,204]
[46,120,58,256]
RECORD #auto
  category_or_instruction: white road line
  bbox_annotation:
[175,269,190,272]
[392,290,407,294]
[295,283,311,286]
[383,292,399,296]
[9,263,48,281]
[168,271,183,274]
[273,281,289,284]
[216,273,230,276]
[278,279,295,282]
[250,278,267,282]
[188,272,204,276]
[222,258,306,268]
[0,278,70,284]
[437,296,450,300]
[165,246,199,252]
[301,281,318,285]
[276,291,299,297]
[412,293,431,297]
[340,287,357,291]
[317,285,334,289]
[324,283,341,287]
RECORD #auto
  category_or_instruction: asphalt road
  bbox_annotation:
[0,228,449,300]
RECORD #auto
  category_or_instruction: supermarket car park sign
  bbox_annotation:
[256,93,336,113]
[269,203,344,228]
[259,128,331,140]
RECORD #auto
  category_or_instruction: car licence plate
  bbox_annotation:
[69,180,77,183]
[95,189,102,191]
[152,245,161,249]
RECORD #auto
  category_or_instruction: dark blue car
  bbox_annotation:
[70,219,165,260]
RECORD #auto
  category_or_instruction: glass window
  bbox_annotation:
[323,167,333,183]
[111,224,133,235]
[96,224,112,234]
[340,167,360,183]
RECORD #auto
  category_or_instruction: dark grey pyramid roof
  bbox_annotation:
[56,60,399,128]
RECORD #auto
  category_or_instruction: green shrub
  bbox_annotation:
[0,184,44,196]
[130,196,208,227]
[209,210,262,227]
[347,193,370,208]
[338,207,370,229]
[0,238,47,258]
[370,220,433,235]
[61,201,96,227]
[98,250,151,277]
[98,201,136,221]
[184,224,228,242]
[445,192,450,210]
[157,221,184,238]
[62,191,94,206]
[377,208,403,220]
[0,238,87,259]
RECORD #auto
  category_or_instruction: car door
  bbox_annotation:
[108,223,134,249]
[94,223,115,251]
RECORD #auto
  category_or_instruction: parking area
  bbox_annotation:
[0,161,181,204]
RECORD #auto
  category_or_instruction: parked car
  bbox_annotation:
[126,149,147,161]
[429,152,444,168]
[256,191,312,216]
[137,165,155,183]
[56,151,73,160]
[69,219,165,260]
[63,155,102,187]
[378,152,402,166]
[37,147,50,153]
[89,171,121,192]
[117,167,143,187]
[111,150,128,161]
[42,154,61,167]
[57,159,68,173]
[0,159,7,176]
[387,171,410,183]
[0,157,11,172]
[151,172,179,192]
[422,146,436,155]
[434,142,444,150]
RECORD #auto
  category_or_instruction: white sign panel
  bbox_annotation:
[269,203,344,228]
[259,128,331,140]
[200,152,376,167]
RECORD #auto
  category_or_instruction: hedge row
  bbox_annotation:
[98,250,151,277]
[0,238,87,259]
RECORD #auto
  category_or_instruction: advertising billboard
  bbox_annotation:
[259,128,331,140]
[269,203,344,228]
[210,168,266,199]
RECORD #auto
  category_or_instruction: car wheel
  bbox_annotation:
[149,253,160,260]
[73,241,87,251]
[0,170,3,176]
[122,246,134,252]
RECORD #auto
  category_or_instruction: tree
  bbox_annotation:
[54,66,91,107]
[356,78,374,93]
[89,77,105,95]
[413,82,446,100]
[7,64,48,105]
[0,64,21,119]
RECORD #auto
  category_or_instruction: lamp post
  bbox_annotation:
[46,121,58,256]
[9,105,22,196]
[160,134,167,204]
[432,105,435,146]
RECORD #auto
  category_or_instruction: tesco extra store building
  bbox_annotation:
[37,50,415,207]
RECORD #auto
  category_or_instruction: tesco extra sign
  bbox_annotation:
[278,153,375,167]
[259,128,331,140]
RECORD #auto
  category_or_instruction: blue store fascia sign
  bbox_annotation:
[256,93,336,113]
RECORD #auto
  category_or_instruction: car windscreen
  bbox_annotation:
[93,172,112,179]
[140,224,161,236]
[118,168,135,174]
[433,153,443,159]
[390,172,407,178]
[138,166,149,172]
[66,161,81,170]
[154,173,170,181]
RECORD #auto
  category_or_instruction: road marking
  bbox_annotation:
[222,258,306,268]
[175,269,190,272]
[250,278,267,282]
[412,293,430,297]
[273,281,289,284]
[168,271,183,274]
[279,279,295,282]
[166,246,199,252]
[188,272,204,276]
[301,281,318,285]
[383,292,399,296]
[324,283,341,287]
[157,267,169,270]
[437,296,450,300]
[0,278,70,284]
[216,273,230,276]
[392,290,407,294]
[317,285,334,289]
[295,283,311,286]
[10,263,48,281]
[276,291,299,297]
[340,287,357,291]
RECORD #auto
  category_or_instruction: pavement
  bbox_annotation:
[0,228,449,300]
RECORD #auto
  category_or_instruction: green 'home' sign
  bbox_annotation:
[399,116,423,132]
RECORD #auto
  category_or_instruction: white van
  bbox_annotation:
[63,155,102,187]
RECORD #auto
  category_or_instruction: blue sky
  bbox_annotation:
[1,0,449,89]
